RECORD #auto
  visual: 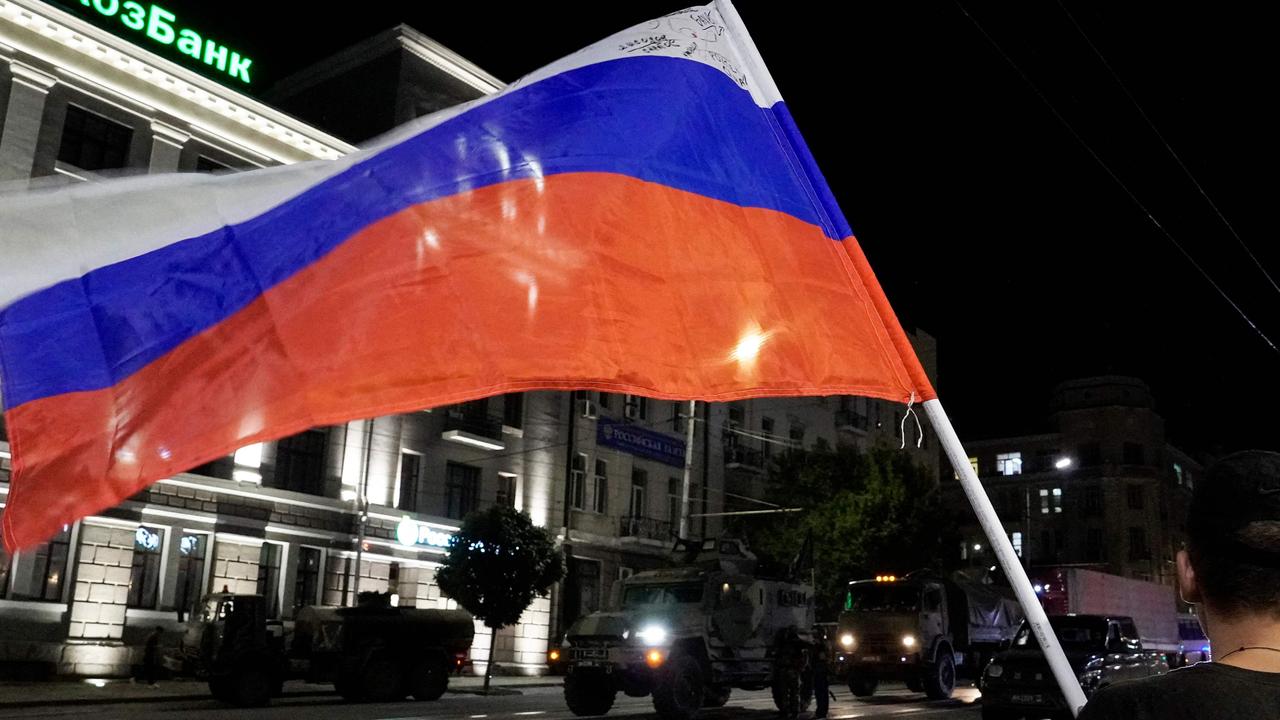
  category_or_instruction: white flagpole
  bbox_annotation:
[924,399,1087,716]
[678,400,697,539]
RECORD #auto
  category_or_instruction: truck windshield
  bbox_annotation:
[844,584,920,612]
[623,584,703,606]
[1013,617,1108,650]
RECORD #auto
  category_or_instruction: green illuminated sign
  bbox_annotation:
[74,0,253,85]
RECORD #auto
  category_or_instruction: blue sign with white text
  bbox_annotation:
[597,419,686,467]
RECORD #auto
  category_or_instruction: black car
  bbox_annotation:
[980,614,1168,720]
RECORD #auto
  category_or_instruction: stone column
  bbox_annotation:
[0,62,57,183]
[147,121,188,174]
[68,523,136,641]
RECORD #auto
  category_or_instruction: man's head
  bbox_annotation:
[1178,450,1280,620]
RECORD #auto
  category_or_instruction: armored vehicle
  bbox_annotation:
[173,591,474,706]
[835,570,1021,700]
[562,538,815,720]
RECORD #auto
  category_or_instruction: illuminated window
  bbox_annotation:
[1011,532,1023,557]
[1038,487,1062,515]
[1173,463,1184,486]
[996,452,1022,476]
[128,526,165,609]
[175,533,208,616]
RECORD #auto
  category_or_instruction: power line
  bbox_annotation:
[1054,0,1280,299]
[954,2,1280,357]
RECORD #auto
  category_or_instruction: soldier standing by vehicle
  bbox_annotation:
[812,628,831,719]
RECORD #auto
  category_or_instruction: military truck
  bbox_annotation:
[173,591,474,706]
[562,538,815,720]
[835,570,1021,700]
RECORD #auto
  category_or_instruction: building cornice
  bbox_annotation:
[0,0,355,163]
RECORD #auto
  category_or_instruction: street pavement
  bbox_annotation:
[0,677,983,720]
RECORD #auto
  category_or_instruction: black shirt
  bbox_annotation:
[1078,663,1280,720]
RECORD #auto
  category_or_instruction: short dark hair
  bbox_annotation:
[1186,451,1280,619]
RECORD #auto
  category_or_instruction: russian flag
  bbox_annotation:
[0,1,935,551]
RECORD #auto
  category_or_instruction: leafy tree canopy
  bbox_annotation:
[436,505,565,630]
[738,445,957,619]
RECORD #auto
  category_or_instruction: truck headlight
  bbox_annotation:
[839,633,855,649]
[986,663,1003,679]
[901,635,917,649]
[637,625,668,646]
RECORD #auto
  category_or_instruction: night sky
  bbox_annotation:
[81,1,1276,457]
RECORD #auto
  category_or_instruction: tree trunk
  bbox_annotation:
[484,624,498,695]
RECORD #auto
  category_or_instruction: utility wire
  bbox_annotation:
[1054,0,1280,298]
[955,2,1280,357]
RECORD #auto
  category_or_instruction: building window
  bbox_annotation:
[20,526,72,602]
[0,536,10,599]
[956,456,980,480]
[445,462,481,520]
[1173,462,1184,486]
[398,452,421,511]
[503,393,524,429]
[175,533,208,616]
[996,452,1023,476]
[597,392,612,410]
[195,156,230,173]
[789,422,805,447]
[497,473,519,509]
[624,395,648,420]
[1039,488,1061,514]
[1078,442,1101,467]
[1128,527,1148,561]
[58,105,133,171]
[629,468,648,518]
[1082,486,1103,517]
[1011,532,1023,557]
[294,547,322,611]
[569,454,587,511]
[761,417,774,461]
[1127,484,1145,510]
[273,429,328,496]
[1123,443,1146,466]
[257,542,283,619]
[592,461,608,514]
[1086,528,1103,562]
[127,526,165,609]
[728,405,744,427]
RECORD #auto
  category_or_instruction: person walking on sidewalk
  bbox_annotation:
[141,626,164,688]
[812,628,831,719]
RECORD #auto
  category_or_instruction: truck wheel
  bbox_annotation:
[652,653,705,720]
[408,658,451,701]
[922,650,956,700]
[703,685,731,708]
[564,673,617,716]
[770,666,812,715]
[847,673,878,697]
[361,652,406,702]
[226,666,273,707]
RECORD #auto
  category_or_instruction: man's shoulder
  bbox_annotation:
[1078,664,1280,720]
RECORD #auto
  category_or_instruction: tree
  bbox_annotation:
[435,505,565,694]
[738,445,957,619]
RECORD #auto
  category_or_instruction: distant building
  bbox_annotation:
[946,376,1201,587]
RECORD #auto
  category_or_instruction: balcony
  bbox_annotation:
[441,409,506,451]
[620,516,673,542]
[834,409,869,433]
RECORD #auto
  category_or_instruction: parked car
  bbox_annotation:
[980,614,1168,720]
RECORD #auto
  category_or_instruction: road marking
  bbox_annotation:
[512,713,546,716]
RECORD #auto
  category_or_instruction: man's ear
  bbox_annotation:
[1177,549,1202,605]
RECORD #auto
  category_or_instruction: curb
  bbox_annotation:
[0,682,564,709]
